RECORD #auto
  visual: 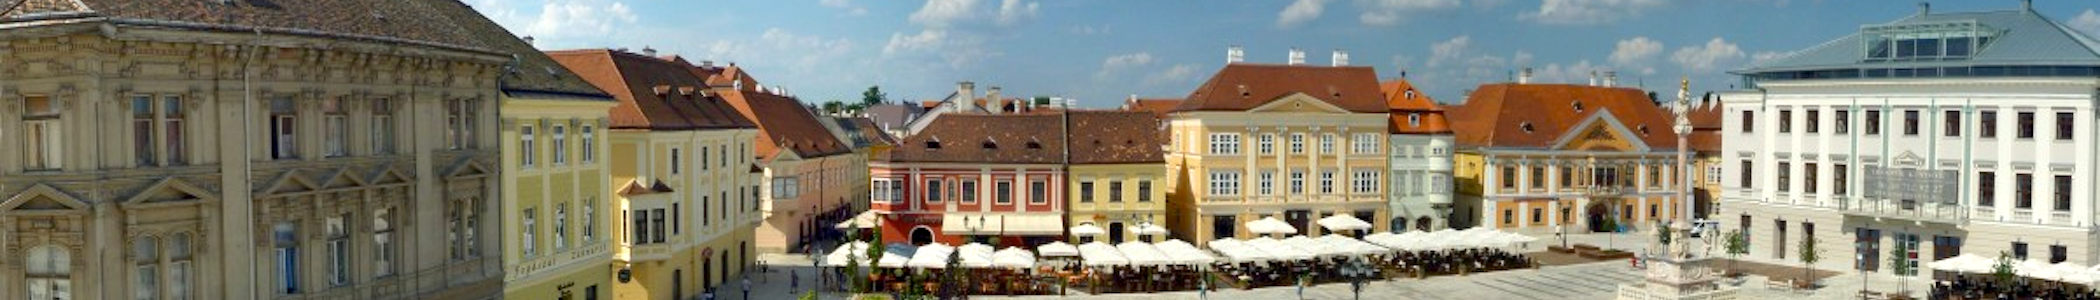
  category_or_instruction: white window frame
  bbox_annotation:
[373,208,396,277]
[1258,171,1275,195]
[1290,171,1306,194]
[323,98,347,157]
[326,216,349,287]
[1208,171,1242,195]
[1352,133,1378,154]
[580,125,596,163]
[1257,134,1275,154]
[520,126,535,168]
[554,204,569,250]
[1208,133,1240,155]
[1320,134,1336,154]
[1320,170,1336,194]
[372,98,395,155]
[270,97,298,160]
[1352,169,1380,194]
[133,236,159,300]
[1289,133,1306,154]
[552,125,567,165]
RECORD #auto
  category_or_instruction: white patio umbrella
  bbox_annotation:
[2017,259,2060,281]
[1928,253,1994,274]
[1127,222,1171,236]
[1155,239,1218,265]
[960,243,997,268]
[1209,238,1269,263]
[1036,241,1081,257]
[2052,262,2096,285]
[835,211,881,229]
[1317,214,1374,232]
[1116,241,1172,266]
[992,247,1038,269]
[1247,237,1315,261]
[1246,217,1299,235]
[1077,241,1130,266]
[1070,223,1107,237]
[907,243,956,269]
[823,241,873,267]
[878,243,917,268]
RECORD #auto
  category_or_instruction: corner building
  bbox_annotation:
[1445,82,1688,234]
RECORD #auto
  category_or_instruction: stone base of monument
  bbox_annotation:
[1615,255,1739,300]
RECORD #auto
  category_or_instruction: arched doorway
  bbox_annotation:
[673,269,684,300]
[1587,202,1612,232]
[910,226,934,246]
[719,252,729,288]
[1107,222,1126,244]
[1416,216,1433,231]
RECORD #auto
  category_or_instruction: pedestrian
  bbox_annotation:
[1296,274,1308,300]
[790,270,801,292]
[703,288,715,300]
[741,276,751,300]
[1197,271,1210,300]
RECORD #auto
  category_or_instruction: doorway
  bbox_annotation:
[1586,202,1612,232]
[910,227,934,246]
[1108,222,1126,244]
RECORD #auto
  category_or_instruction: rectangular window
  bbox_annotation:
[1503,210,1514,225]
[1351,169,1378,194]
[1776,162,1790,192]
[669,204,678,235]
[1501,166,1517,189]
[631,210,648,244]
[1289,133,1306,153]
[2017,173,2034,209]
[701,147,710,171]
[372,98,395,154]
[1529,167,1545,190]
[1109,181,1124,202]
[1030,180,1048,204]
[1834,164,1849,195]
[520,126,536,167]
[274,222,299,294]
[1352,133,1378,154]
[1531,208,1542,224]
[2058,112,2075,140]
[270,97,298,160]
[1259,171,1275,195]
[1741,111,1755,133]
[959,179,977,203]
[373,208,395,277]
[1289,171,1306,194]
[2019,112,2036,138]
[650,209,666,243]
[1079,182,1095,203]
[1866,110,1882,135]
[1213,216,1237,240]
[1779,110,1792,133]
[1258,134,1275,154]
[1209,171,1242,195]
[1981,111,1998,138]
[1806,110,1820,133]
[553,125,567,165]
[1138,181,1152,202]
[521,209,537,256]
[1979,172,1996,207]
[1319,171,1336,194]
[2052,245,2069,263]
[1319,134,1336,154]
[669,148,680,174]
[996,181,1014,204]
[1835,110,1849,134]
[134,96,156,166]
[1208,133,1240,154]
[447,99,477,149]
[1804,163,1819,194]
[2055,175,2072,212]
[926,180,944,203]
[1559,167,1573,189]
[324,98,347,157]
[581,126,596,162]
[2013,242,2029,260]
[1903,110,1920,136]
[554,204,568,250]
[1944,110,1961,137]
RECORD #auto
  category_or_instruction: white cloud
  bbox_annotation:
[1521,0,1669,25]
[1277,0,1328,28]
[1355,0,1462,26]
[820,0,868,15]
[1531,60,1606,84]
[1749,51,1789,66]
[996,0,1040,26]
[468,0,638,48]
[1609,36,1663,75]
[1671,37,1746,74]
[1145,64,1202,86]
[1095,52,1156,81]
[2072,9,2100,38]
[1070,24,1112,35]
[1427,35,1471,68]
[883,29,995,69]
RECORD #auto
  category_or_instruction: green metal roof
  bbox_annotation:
[1737,8,2100,74]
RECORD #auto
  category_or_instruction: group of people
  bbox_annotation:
[1378,248,1535,276]
[1079,264,1209,293]
[1931,278,2100,300]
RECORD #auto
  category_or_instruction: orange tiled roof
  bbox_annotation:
[547,49,756,130]
[1446,83,1679,149]
[1175,64,1387,113]
[717,88,852,160]
[1122,98,1183,117]
[1068,111,1166,164]
[1381,79,1452,135]
[888,113,1067,164]
[1687,99,1726,152]
[8,0,498,54]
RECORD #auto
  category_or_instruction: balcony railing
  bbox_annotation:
[2012,209,2034,223]
[1586,185,1635,198]
[1836,197,1966,224]
[2050,211,2077,226]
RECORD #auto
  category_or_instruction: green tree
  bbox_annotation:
[1798,233,1822,289]
[861,85,888,107]
[1888,240,1912,295]
[1723,229,1749,277]
[1655,221,1673,249]
[866,225,885,291]
[1992,251,2017,285]
[846,255,864,293]
[939,250,964,299]
[822,101,845,114]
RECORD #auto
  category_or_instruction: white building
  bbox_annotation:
[1383,79,1456,231]
[1718,2,2100,273]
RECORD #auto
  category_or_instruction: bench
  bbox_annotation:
[1859,290,1886,300]
[1765,279,1794,291]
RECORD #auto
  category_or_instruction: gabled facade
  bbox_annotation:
[1382,79,1456,231]
[1447,82,1687,235]
[1164,58,1392,247]
[548,49,763,300]
[712,77,863,255]
[873,113,1070,246]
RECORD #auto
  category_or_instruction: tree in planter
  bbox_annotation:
[1798,233,1822,289]
[1723,229,1749,277]
[866,226,886,292]
[939,250,964,299]
[846,257,865,293]
[1654,221,1673,255]
[1991,251,2017,286]
[1887,241,1912,297]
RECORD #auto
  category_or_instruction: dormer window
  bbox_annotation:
[1520,122,1535,133]
[1408,113,1422,127]
[1571,101,1585,112]
[1237,85,1250,97]
[925,138,942,149]
[1026,140,1042,149]
[1861,21,1996,62]
[1638,125,1651,136]
[982,140,997,149]
[1405,90,1416,99]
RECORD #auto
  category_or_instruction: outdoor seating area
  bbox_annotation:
[1924,253,2100,299]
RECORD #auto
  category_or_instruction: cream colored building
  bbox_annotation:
[549,49,764,300]
[1446,81,1688,235]
[1066,111,1171,244]
[1166,49,1391,247]
[0,0,514,299]
[715,76,865,255]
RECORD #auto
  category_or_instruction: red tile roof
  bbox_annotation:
[8,0,498,54]
[888,113,1067,164]
[1447,83,1679,149]
[717,88,851,160]
[547,49,756,130]
[1068,111,1166,164]
[1175,64,1387,113]
[1381,79,1452,135]
[845,117,899,147]
[1687,99,1725,152]
[1121,98,1184,118]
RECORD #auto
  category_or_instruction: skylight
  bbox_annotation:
[1862,20,1998,62]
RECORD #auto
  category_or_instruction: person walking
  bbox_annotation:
[1197,271,1210,300]
[1296,274,1308,300]
[790,270,801,293]
[703,288,716,300]
[740,276,751,300]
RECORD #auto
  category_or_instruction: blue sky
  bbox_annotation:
[468,0,2100,108]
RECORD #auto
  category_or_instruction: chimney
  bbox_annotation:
[956,81,977,112]
[521,36,535,47]
[1917,2,1930,15]
[1518,67,1533,84]
[1331,49,1349,66]
[701,60,715,68]
[1588,71,1599,86]
[733,80,744,91]
[1604,71,1619,87]
[1227,45,1245,64]
[642,46,657,57]
[1287,47,1306,65]
[986,86,1003,113]
[2022,0,2032,11]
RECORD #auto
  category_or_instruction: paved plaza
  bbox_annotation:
[722,233,1936,300]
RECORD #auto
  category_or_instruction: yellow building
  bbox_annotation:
[488,18,621,299]
[1445,81,1688,234]
[1165,50,1392,247]
[550,49,763,300]
[1067,111,1171,244]
[718,83,863,255]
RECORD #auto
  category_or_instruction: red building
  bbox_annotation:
[871,113,1068,246]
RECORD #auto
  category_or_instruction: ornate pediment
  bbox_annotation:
[317,167,370,190]
[1,184,90,214]
[1247,93,1352,114]
[121,177,217,207]
[257,170,322,196]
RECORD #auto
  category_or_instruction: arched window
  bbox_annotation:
[28,245,71,300]
[134,236,160,300]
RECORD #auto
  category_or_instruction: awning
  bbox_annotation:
[835,211,881,229]
[943,213,1064,235]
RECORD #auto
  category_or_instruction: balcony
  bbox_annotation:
[2050,211,2077,226]
[1585,185,1634,198]
[1836,197,1966,224]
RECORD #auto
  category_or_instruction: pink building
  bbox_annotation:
[871,113,1068,246]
